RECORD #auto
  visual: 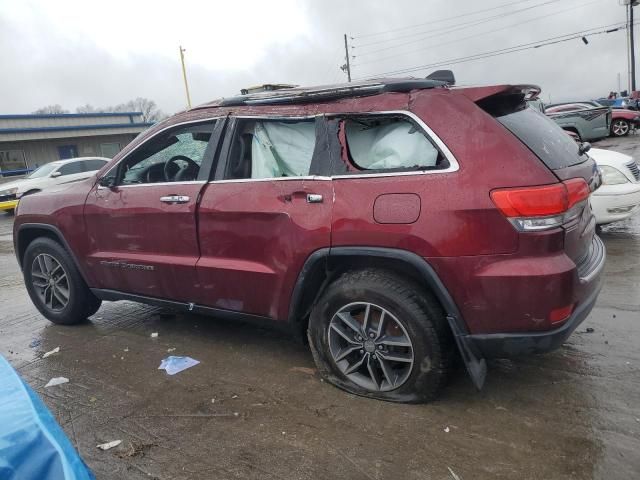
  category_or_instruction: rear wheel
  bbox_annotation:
[611,119,630,137]
[308,269,453,403]
[23,237,101,325]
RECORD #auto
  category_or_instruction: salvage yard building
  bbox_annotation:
[0,112,153,177]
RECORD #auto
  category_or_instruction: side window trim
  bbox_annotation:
[97,117,224,188]
[209,111,459,182]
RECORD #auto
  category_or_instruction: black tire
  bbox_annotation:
[611,119,630,137]
[308,269,453,403]
[23,237,101,325]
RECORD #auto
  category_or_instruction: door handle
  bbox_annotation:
[160,195,190,204]
[306,194,323,203]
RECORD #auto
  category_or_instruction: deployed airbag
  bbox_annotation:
[251,121,315,178]
[345,119,439,169]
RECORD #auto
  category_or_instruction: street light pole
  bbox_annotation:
[631,2,637,92]
[179,46,192,109]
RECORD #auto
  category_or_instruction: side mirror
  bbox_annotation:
[98,176,116,188]
[579,142,592,155]
[50,171,61,178]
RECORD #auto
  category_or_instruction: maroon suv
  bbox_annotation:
[13,79,605,402]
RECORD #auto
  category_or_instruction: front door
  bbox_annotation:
[84,119,224,302]
[195,116,333,320]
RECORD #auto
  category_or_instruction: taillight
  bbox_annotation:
[549,304,574,325]
[491,178,590,231]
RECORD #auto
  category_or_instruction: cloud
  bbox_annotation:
[0,0,632,114]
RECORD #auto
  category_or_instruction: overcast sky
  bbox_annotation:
[0,0,632,115]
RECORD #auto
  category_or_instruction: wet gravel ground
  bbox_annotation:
[1,136,640,479]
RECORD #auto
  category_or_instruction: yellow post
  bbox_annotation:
[179,46,192,109]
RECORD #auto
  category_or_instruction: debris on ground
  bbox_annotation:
[232,394,238,399]
[447,466,462,480]
[167,347,176,352]
[42,346,60,358]
[289,366,316,375]
[586,327,595,333]
[96,440,122,450]
[45,377,69,388]
[124,348,129,352]
[150,332,159,338]
[116,441,156,458]
[29,339,41,348]
[444,427,450,433]
[158,356,200,375]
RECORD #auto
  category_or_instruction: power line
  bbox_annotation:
[354,23,628,80]
[352,0,602,68]
[352,0,566,51]
[352,0,544,39]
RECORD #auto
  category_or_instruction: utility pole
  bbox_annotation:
[179,46,192,109]
[631,2,637,92]
[342,34,352,82]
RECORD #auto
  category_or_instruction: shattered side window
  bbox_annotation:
[341,116,444,172]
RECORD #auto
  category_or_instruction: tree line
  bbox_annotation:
[32,98,167,123]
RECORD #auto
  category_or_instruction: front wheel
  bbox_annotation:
[23,237,101,325]
[611,119,630,137]
[308,269,453,403]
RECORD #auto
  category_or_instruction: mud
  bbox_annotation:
[1,136,639,479]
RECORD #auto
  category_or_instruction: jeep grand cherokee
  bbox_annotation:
[13,79,605,402]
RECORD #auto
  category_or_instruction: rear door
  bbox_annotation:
[194,116,333,320]
[84,119,225,302]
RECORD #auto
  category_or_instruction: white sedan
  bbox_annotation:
[0,157,109,214]
[589,148,640,225]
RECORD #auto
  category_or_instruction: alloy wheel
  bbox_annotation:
[328,302,414,392]
[613,120,629,136]
[31,254,70,311]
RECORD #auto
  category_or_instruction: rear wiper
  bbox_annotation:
[578,142,591,155]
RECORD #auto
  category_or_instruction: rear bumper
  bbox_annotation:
[468,273,602,357]
[0,199,18,212]
[466,236,605,357]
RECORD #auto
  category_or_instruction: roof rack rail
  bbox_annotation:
[240,84,298,95]
[215,78,446,107]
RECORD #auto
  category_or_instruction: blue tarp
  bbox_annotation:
[0,356,94,480]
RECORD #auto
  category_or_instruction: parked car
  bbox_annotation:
[588,148,640,224]
[13,80,605,402]
[596,97,638,110]
[0,157,109,214]
[544,102,616,138]
[555,101,640,137]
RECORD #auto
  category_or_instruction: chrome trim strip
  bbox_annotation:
[208,176,331,184]
[97,181,206,190]
[579,235,606,283]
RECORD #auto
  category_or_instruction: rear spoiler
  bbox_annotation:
[455,84,541,103]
